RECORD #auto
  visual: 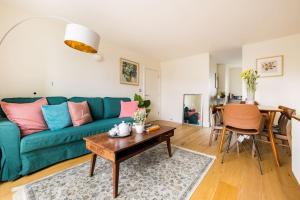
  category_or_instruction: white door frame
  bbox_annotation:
[143,67,161,119]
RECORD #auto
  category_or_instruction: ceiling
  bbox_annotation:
[1,0,300,62]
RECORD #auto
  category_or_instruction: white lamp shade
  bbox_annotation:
[64,23,100,53]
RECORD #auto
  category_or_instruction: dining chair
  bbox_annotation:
[261,105,296,149]
[219,104,263,174]
[209,105,223,146]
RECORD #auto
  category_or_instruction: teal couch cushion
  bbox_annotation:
[103,97,131,119]
[42,102,72,131]
[69,97,104,120]
[0,97,67,118]
[20,117,133,153]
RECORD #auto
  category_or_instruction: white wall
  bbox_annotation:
[229,67,242,96]
[0,5,160,101]
[242,34,300,113]
[209,56,217,101]
[217,64,229,95]
[160,53,211,127]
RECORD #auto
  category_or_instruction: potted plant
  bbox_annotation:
[134,94,151,116]
[216,91,225,99]
[133,109,147,133]
[240,68,259,104]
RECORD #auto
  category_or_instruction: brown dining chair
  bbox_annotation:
[219,104,263,174]
[209,105,223,146]
[261,105,296,149]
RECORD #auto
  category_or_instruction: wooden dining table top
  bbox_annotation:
[216,105,283,113]
[293,115,300,121]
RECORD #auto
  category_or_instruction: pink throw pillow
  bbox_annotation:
[0,98,48,136]
[119,101,139,118]
[68,101,92,126]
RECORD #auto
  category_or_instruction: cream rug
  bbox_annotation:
[13,144,215,200]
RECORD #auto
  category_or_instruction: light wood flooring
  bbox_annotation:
[1,120,300,200]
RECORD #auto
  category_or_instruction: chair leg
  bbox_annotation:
[219,127,227,153]
[215,133,219,141]
[252,136,263,175]
[226,133,233,153]
[209,130,214,146]
[222,132,232,164]
[251,140,256,158]
[253,136,262,161]
[236,140,240,156]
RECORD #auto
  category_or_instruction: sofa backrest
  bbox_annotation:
[68,97,104,120]
[0,97,68,118]
[0,96,132,120]
[103,97,131,119]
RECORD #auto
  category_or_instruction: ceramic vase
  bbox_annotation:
[135,123,144,134]
[246,89,255,104]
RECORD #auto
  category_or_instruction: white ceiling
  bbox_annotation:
[1,0,300,62]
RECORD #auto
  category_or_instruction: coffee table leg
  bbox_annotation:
[112,162,119,198]
[89,153,97,177]
[166,138,172,157]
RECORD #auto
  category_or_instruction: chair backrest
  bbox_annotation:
[210,106,216,127]
[279,105,296,120]
[223,104,261,131]
[210,105,223,127]
[277,105,296,135]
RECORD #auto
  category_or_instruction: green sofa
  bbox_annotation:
[0,96,133,181]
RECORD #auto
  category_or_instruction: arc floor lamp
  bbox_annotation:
[0,16,100,54]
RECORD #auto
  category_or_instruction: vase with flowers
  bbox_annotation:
[133,108,147,133]
[240,68,259,104]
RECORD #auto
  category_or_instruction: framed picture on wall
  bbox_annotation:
[120,58,139,85]
[256,55,284,77]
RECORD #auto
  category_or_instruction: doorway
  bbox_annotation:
[144,68,160,121]
[216,65,243,104]
[183,94,203,126]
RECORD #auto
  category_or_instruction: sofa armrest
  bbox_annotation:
[0,117,21,181]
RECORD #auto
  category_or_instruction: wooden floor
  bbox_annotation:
[1,120,300,200]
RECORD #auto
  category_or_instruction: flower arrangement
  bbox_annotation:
[123,63,137,82]
[240,69,259,94]
[133,108,147,125]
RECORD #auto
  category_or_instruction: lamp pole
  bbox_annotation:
[0,16,73,47]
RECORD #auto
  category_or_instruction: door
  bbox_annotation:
[144,68,160,121]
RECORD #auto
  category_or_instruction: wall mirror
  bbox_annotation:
[183,94,203,126]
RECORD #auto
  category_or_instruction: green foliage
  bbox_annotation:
[134,94,151,108]
[134,94,151,116]
[143,100,151,108]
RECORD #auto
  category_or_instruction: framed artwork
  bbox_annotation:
[120,58,139,85]
[256,55,284,77]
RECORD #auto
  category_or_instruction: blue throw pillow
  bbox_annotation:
[41,102,72,131]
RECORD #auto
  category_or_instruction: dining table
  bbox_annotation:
[216,105,283,167]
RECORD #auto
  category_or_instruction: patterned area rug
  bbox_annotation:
[13,144,215,200]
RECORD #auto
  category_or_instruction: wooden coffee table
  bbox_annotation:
[84,125,176,198]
